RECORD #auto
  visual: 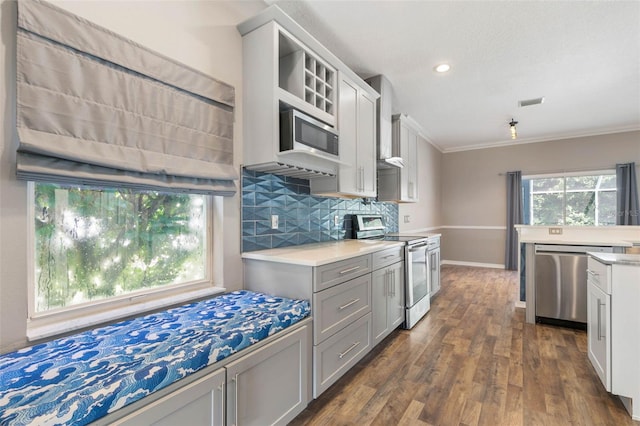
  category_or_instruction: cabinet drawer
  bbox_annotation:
[313,273,371,344]
[587,257,611,294]
[313,312,371,398]
[372,246,404,270]
[314,254,371,292]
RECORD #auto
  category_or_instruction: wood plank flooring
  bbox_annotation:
[290,265,638,426]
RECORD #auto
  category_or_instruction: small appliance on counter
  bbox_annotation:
[352,214,440,329]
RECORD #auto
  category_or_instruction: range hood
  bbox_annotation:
[365,75,403,169]
[379,156,405,168]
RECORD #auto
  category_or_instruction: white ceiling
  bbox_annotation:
[269,0,640,152]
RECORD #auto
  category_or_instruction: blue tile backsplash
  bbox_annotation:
[241,168,399,252]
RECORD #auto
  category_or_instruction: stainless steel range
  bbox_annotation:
[352,214,438,329]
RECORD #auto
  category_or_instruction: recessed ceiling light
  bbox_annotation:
[434,63,450,73]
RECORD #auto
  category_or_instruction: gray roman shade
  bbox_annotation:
[16,0,237,195]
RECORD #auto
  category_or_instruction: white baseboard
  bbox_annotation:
[515,301,526,309]
[441,260,505,269]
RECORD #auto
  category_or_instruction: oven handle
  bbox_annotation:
[408,243,428,252]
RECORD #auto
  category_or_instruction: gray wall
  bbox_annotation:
[0,0,265,353]
[441,131,640,266]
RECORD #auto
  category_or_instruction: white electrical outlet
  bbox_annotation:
[404,215,410,223]
[271,215,279,229]
[548,227,563,235]
[334,215,340,227]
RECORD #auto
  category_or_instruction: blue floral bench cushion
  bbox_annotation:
[0,290,310,425]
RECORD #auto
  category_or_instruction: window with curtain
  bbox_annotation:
[523,172,617,226]
[18,0,235,339]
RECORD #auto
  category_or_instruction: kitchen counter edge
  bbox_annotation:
[241,240,406,266]
[588,252,640,266]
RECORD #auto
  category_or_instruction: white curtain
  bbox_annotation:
[16,0,237,195]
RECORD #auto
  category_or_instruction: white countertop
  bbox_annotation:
[241,240,405,266]
[588,252,640,266]
[516,225,640,247]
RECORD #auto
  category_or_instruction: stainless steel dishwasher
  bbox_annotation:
[535,244,613,328]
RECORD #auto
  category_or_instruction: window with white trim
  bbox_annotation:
[523,171,617,226]
[29,182,218,339]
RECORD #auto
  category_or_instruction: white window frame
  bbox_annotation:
[26,183,225,341]
[525,169,616,227]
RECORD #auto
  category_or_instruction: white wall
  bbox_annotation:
[0,0,265,353]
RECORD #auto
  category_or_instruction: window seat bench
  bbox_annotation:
[0,290,311,425]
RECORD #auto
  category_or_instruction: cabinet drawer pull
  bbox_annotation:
[339,298,360,310]
[384,270,389,296]
[597,300,605,341]
[587,269,599,277]
[231,373,239,426]
[219,380,226,426]
[338,341,361,359]
[382,254,396,260]
[339,265,361,275]
[392,270,396,296]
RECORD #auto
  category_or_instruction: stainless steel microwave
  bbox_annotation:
[280,109,339,159]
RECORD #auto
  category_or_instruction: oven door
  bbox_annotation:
[406,242,429,307]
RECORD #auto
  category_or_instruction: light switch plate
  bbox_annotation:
[271,215,279,229]
[404,215,410,223]
[548,227,563,235]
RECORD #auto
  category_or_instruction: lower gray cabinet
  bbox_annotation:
[110,322,311,426]
[313,312,372,397]
[371,261,405,347]
[114,368,226,426]
[244,247,402,400]
[226,323,311,426]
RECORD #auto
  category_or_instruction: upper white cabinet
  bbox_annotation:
[276,28,336,124]
[238,6,379,181]
[378,114,420,202]
[310,73,378,198]
[240,22,338,178]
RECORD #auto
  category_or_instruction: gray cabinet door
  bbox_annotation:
[429,249,441,296]
[371,267,390,346]
[388,261,405,330]
[114,368,226,426]
[372,262,405,347]
[587,281,610,391]
[226,324,311,426]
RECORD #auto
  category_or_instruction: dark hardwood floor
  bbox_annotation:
[290,265,638,426]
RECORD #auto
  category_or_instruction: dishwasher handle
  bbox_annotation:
[535,244,613,255]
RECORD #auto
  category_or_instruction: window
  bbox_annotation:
[524,172,617,226]
[29,183,219,339]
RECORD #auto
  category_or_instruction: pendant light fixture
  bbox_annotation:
[509,119,518,140]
